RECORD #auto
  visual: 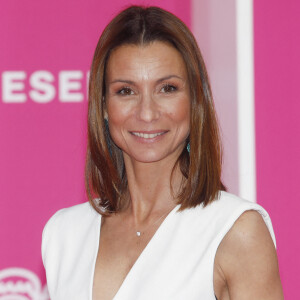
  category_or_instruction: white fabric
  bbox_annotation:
[42,191,276,300]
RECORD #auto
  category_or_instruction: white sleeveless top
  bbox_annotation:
[42,191,276,300]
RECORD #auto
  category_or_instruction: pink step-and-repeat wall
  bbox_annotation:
[254,0,300,299]
[0,0,298,299]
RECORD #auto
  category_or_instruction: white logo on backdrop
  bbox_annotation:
[0,268,49,300]
[1,70,89,103]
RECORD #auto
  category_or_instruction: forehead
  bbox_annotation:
[106,41,187,81]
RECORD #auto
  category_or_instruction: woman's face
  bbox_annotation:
[105,41,190,164]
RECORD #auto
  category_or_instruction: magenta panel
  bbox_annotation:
[254,0,300,298]
[0,0,190,298]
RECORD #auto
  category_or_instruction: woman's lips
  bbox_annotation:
[131,131,165,139]
[130,130,168,141]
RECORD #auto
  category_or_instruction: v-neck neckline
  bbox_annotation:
[90,204,180,300]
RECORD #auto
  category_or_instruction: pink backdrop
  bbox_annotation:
[1,0,298,298]
[254,0,300,298]
[0,1,190,298]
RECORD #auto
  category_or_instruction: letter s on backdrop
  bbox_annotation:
[29,71,56,103]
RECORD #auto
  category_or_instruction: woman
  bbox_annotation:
[42,6,283,300]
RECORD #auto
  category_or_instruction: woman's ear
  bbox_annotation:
[103,96,108,120]
[104,110,108,120]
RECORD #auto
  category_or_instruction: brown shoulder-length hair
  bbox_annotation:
[86,5,226,215]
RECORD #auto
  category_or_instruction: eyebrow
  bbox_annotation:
[108,75,184,85]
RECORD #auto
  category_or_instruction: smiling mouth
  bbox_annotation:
[130,131,167,139]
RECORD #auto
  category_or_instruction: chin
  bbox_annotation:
[131,154,165,164]
[126,147,182,164]
[122,148,163,163]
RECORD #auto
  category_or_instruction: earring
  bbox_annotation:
[104,118,109,129]
[104,119,112,156]
[187,142,190,153]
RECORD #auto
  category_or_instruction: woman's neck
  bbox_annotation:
[122,154,184,223]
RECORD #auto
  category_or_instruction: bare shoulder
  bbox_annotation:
[215,210,284,300]
[225,210,274,249]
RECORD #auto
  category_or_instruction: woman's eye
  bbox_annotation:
[161,84,177,93]
[117,87,134,95]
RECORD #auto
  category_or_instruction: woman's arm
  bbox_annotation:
[215,210,284,300]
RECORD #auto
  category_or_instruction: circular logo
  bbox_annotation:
[0,268,49,300]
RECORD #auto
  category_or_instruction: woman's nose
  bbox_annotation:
[137,92,160,122]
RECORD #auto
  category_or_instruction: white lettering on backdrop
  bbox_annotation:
[1,70,90,103]
[0,267,49,300]
[29,71,56,103]
[2,71,27,103]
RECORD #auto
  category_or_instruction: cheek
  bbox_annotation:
[106,100,131,126]
[106,100,132,145]
[168,96,190,126]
